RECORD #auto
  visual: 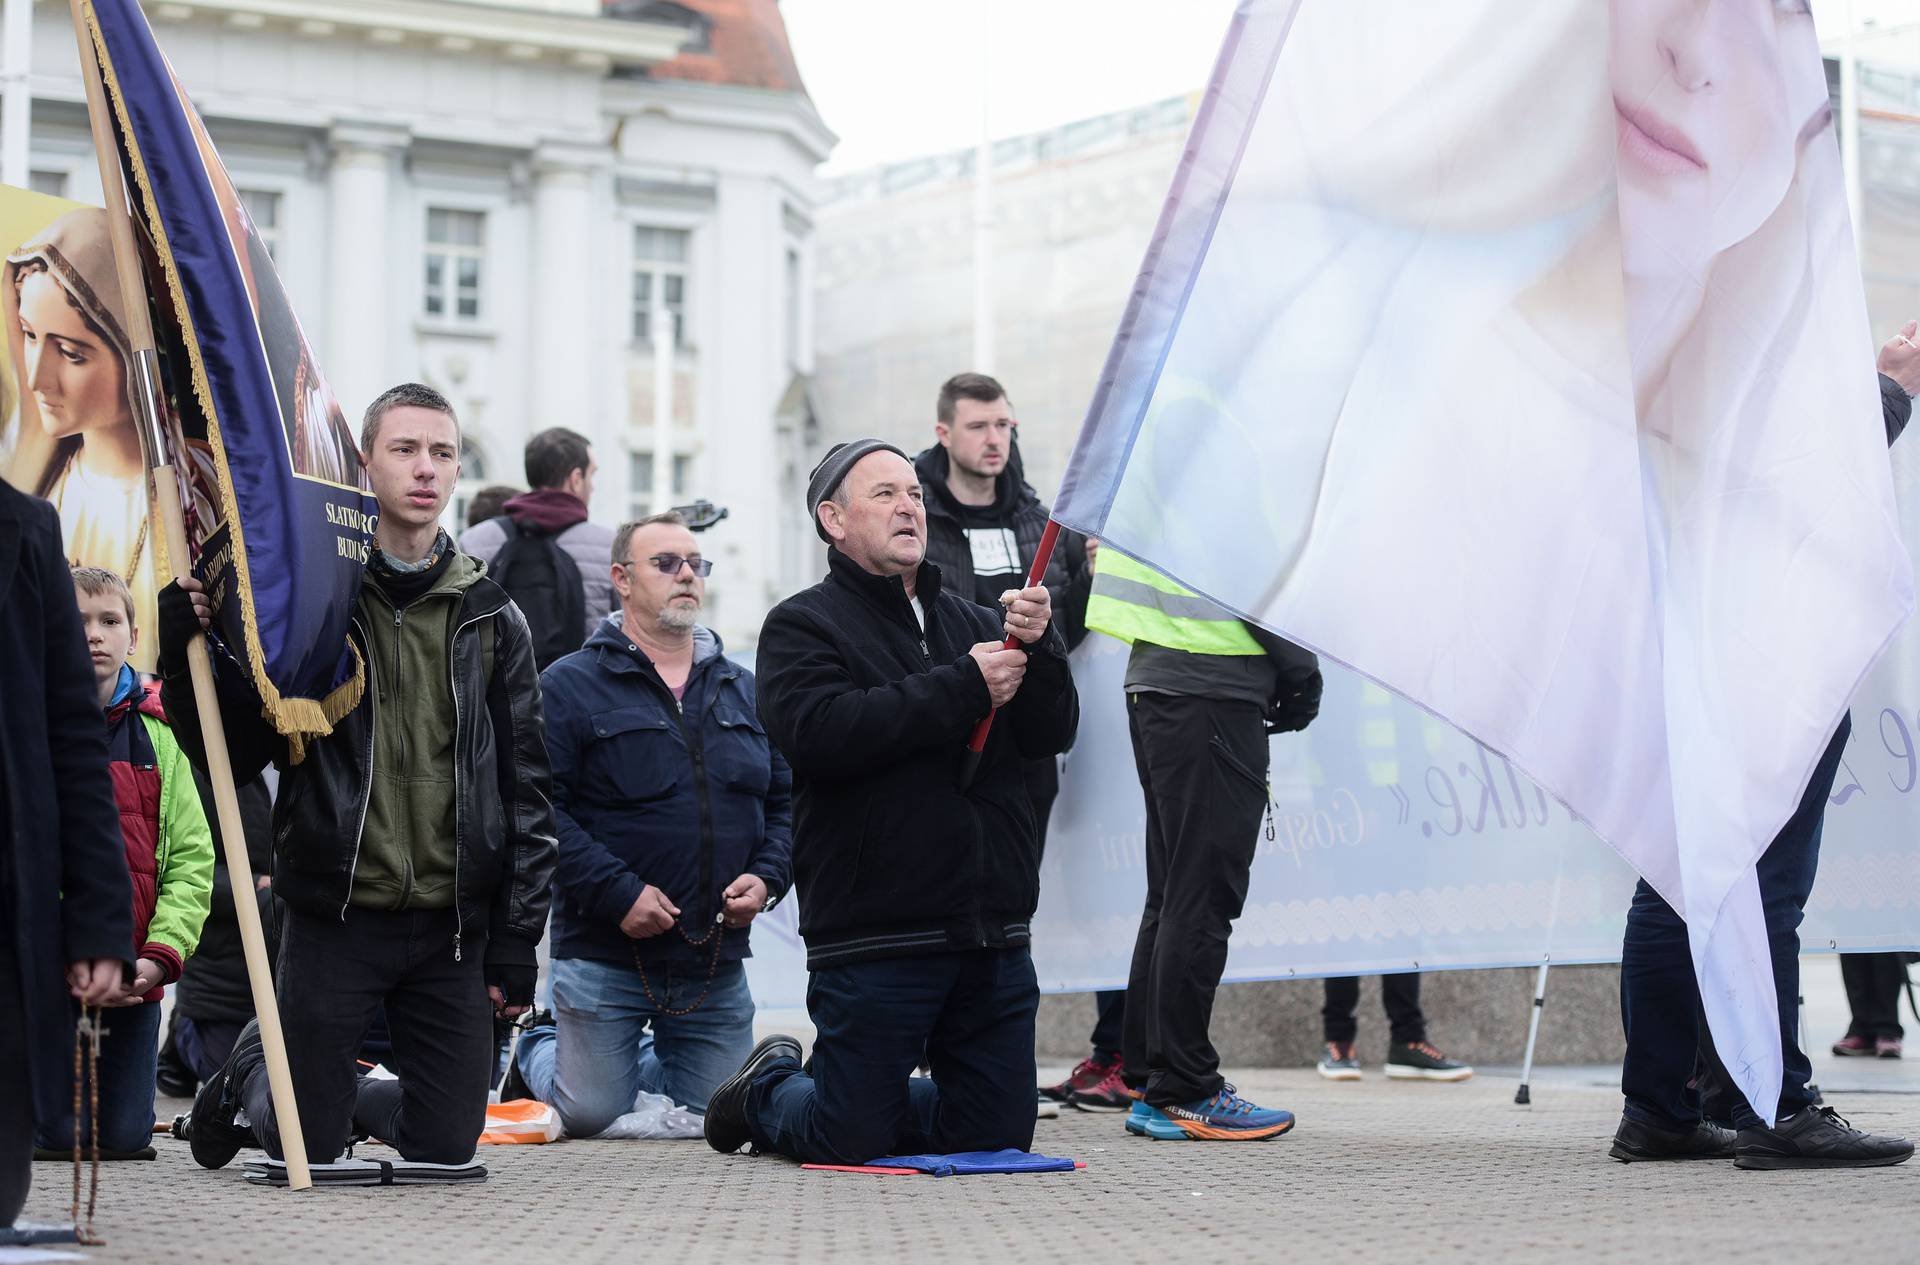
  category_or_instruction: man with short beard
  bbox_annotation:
[500,511,793,1127]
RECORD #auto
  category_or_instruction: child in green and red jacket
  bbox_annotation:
[35,567,213,1160]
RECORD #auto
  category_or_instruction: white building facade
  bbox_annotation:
[13,0,831,646]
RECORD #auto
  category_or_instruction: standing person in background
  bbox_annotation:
[1608,334,1919,1169]
[1087,549,1322,1141]
[1317,973,1472,1082]
[459,426,615,669]
[1832,954,1909,1060]
[908,373,1117,1114]
[0,480,133,1229]
[464,484,522,534]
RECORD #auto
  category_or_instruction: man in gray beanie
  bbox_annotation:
[702,440,1079,1165]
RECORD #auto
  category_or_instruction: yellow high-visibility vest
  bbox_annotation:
[1084,548,1263,656]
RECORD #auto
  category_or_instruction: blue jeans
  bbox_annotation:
[744,948,1039,1165]
[1620,717,1846,1132]
[518,956,754,1135]
[35,998,163,1153]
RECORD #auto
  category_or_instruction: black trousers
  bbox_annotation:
[1120,692,1269,1107]
[1840,953,1909,1041]
[1,932,29,1227]
[239,905,492,1166]
[1322,973,1427,1046]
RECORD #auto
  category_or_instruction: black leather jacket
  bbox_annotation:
[161,575,557,973]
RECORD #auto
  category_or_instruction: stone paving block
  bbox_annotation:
[15,1071,1918,1265]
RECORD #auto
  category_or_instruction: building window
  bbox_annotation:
[627,449,691,520]
[28,170,66,197]
[632,225,689,347]
[425,208,486,323]
[237,189,283,260]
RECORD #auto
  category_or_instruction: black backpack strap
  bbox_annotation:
[488,515,521,583]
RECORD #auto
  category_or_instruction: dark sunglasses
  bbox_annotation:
[622,553,713,577]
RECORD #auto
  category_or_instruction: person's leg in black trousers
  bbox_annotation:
[1839,953,1908,1051]
[0,934,31,1227]
[1322,977,1360,1046]
[1123,692,1268,1109]
[923,948,1041,1153]
[1381,972,1427,1046]
[1119,696,1171,1093]
[352,910,492,1164]
[238,906,394,1165]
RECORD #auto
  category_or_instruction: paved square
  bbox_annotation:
[14,1061,1919,1265]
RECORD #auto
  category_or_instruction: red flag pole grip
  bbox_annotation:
[958,519,1064,790]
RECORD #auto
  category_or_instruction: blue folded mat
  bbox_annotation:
[864,1148,1077,1176]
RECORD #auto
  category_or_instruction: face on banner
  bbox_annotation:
[0,189,160,670]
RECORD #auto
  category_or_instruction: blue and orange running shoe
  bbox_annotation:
[1144,1084,1295,1141]
[1125,1094,1155,1137]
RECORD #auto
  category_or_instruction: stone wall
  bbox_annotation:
[1037,965,1625,1068]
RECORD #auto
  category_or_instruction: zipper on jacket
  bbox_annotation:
[342,616,378,920]
[448,608,492,963]
[392,607,406,768]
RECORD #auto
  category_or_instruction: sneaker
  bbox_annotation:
[1384,1040,1473,1082]
[1124,1096,1153,1137]
[1068,1069,1133,1113]
[1735,1105,1915,1170]
[1143,1084,1295,1141]
[1317,1041,1362,1081]
[704,1034,802,1155]
[497,1009,553,1103]
[1832,1033,1877,1058]
[185,1018,261,1171]
[155,1065,198,1099]
[1041,1053,1120,1103]
[1035,1091,1061,1120]
[1608,1115,1736,1162]
[1877,1037,1904,1059]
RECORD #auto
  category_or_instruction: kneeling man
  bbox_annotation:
[504,511,792,1126]
[704,439,1078,1163]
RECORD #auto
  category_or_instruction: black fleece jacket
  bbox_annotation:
[755,549,1079,969]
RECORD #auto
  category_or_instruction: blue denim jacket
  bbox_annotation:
[539,617,793,965]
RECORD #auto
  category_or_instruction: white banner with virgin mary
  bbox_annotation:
[1049,0,1911,1124]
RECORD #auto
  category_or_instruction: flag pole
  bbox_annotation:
[67,0,312,1191]
[958,519,1061,790]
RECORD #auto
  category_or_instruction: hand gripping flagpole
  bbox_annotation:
[958,519,1062,791]
[69,0,312,1191]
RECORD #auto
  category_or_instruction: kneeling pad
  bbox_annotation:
[805,1148,1079,1177]
[242,1157,489,1186]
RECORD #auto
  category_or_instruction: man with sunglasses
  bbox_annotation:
[500,511,793,1128]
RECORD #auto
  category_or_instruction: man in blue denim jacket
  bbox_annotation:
[502,510,793,1127]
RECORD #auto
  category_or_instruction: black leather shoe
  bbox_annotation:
[704,1034,802,1155]
[186,1019,262,1170]
[1608,1115,1736,1162]
[1735,1106,1915,1170]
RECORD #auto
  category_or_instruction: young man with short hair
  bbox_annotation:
[163,382,557,1174]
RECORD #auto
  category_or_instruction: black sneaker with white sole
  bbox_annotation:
[1383,1040,1473,1082]
[704,1034,803,1155]
[185,1018,263,1170]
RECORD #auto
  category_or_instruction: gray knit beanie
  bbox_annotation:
[806,439,907,543]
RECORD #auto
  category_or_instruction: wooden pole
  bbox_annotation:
[68,0,311,1191]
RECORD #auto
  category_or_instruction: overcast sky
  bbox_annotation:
[783,0,1902,175]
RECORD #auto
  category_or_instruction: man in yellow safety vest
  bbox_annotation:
[1086,548,1320,1141]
